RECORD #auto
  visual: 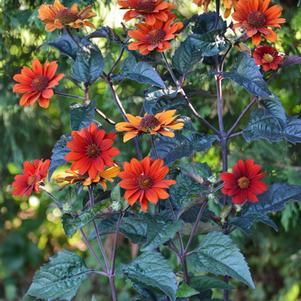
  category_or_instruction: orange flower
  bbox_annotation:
[118,0,175,25]
[38,0,96,32]
[115,110,184,142]
[128,17,183,55]
[12,159,51,197]
[253,45,283,72]
[232,0,286,45]
[56,166,120,190]
[65,123,120,179]
[13,59,64,108]
[223,0,238,18]
[119,157,176,211]
[193,0,211,11]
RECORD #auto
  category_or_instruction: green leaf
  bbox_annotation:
[62,203,102,237]
[188,231,255,288]
[144,88,187,115]
[71,41,104,84]
[243,109,283,142]
[176,283,199,298]
[48,33,79,59]
[192,12,227,35]
[122,252,177,301]
[153,127,217,165]
[223,52,271,97]
[27,250,89,300]
[260,94,286,125]
[48,134,71,179]
[70,100,96,131]
[284,116,301,143]
[142,216,183,251]
[118,54,165,88]
[190,275,233,292]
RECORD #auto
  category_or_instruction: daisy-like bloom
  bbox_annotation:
[220,159,268,205]
[232,0,286,45]
[128,17,183,55]
[119,157,176,211]
[193,0,211,12]
[253,45,283,72]
[115,110,184,142]
[12,159,51,197]
[65,123,120,179]
[56,166,120,190]
[38,0,96,32]
[223,0,238,18]
[118,0,175,25]
[13,59,64,109]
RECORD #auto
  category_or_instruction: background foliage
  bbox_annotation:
[1,0,301,300]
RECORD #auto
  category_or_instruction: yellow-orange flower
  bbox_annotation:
[223,0,238,18]
[232,0,285,45]
[115,110,184,142]
[56,166,120,190]
[38,0,96,32]
[193,0,211,11]
[118,0,175,25]
[128,17,183,55]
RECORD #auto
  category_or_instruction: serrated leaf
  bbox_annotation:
[284,116,301,143]
[70,100,96,130]
[260,94,286,125]
[71,41,104,84]
[48,134,71,179]
[118,54,165,88]
[152,130,217,165]
[122,252,177,301]
[144,88,187,114]
[188,231,255,288]
[27,250,89,301]
[190,275,233,292]
[176,283,199,298]
[62,203,102,237]
[48,33,79,59]
[224,52,271,97]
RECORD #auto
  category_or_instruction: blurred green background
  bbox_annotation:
[1,0,301,300]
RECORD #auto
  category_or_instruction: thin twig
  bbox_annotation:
[95,108,116,125]
[54,90,85,100]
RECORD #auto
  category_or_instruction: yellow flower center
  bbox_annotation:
[138,174,153,189]
[32,75,49,92]
[129,0,156,12]
[237,176,250,189]
[147,29,166,45]
[56,9,79,25]
[140,114,161,131]
[86,143,101,158]
[247,11,266,28]
[263,53,274,63]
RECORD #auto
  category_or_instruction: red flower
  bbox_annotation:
[128,17,183,55]
[232,0,286,45]
[118,0,175,25]
[65,123,120,179]
[220,159,268,205]
[119,156,176,211]
[13,59,64,108]
[12,159,51,197]
[253,45,283,72]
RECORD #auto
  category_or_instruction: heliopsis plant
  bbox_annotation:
[9,0,301,300]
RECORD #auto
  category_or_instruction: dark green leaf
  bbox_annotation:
[118,54,165,88]
[284,116,301,143]
[260,94,286,125]
[192,12,227,35]
[122,252,177,301]
[190,275,233,292]
[176,283,199,298]
[188,231,255,288]
[48,134,71,179]
[70,100,96,130]
[71,41,104,84]
[48,33,79,59]
[27,250,89,300]
[62,203,102,237]
[223,53,271,97]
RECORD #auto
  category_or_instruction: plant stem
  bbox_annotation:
[227,97,257,137]
[95,108,116,125]
[151,136,159,159]
[161,53,220,136]
[103,74,143,159]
